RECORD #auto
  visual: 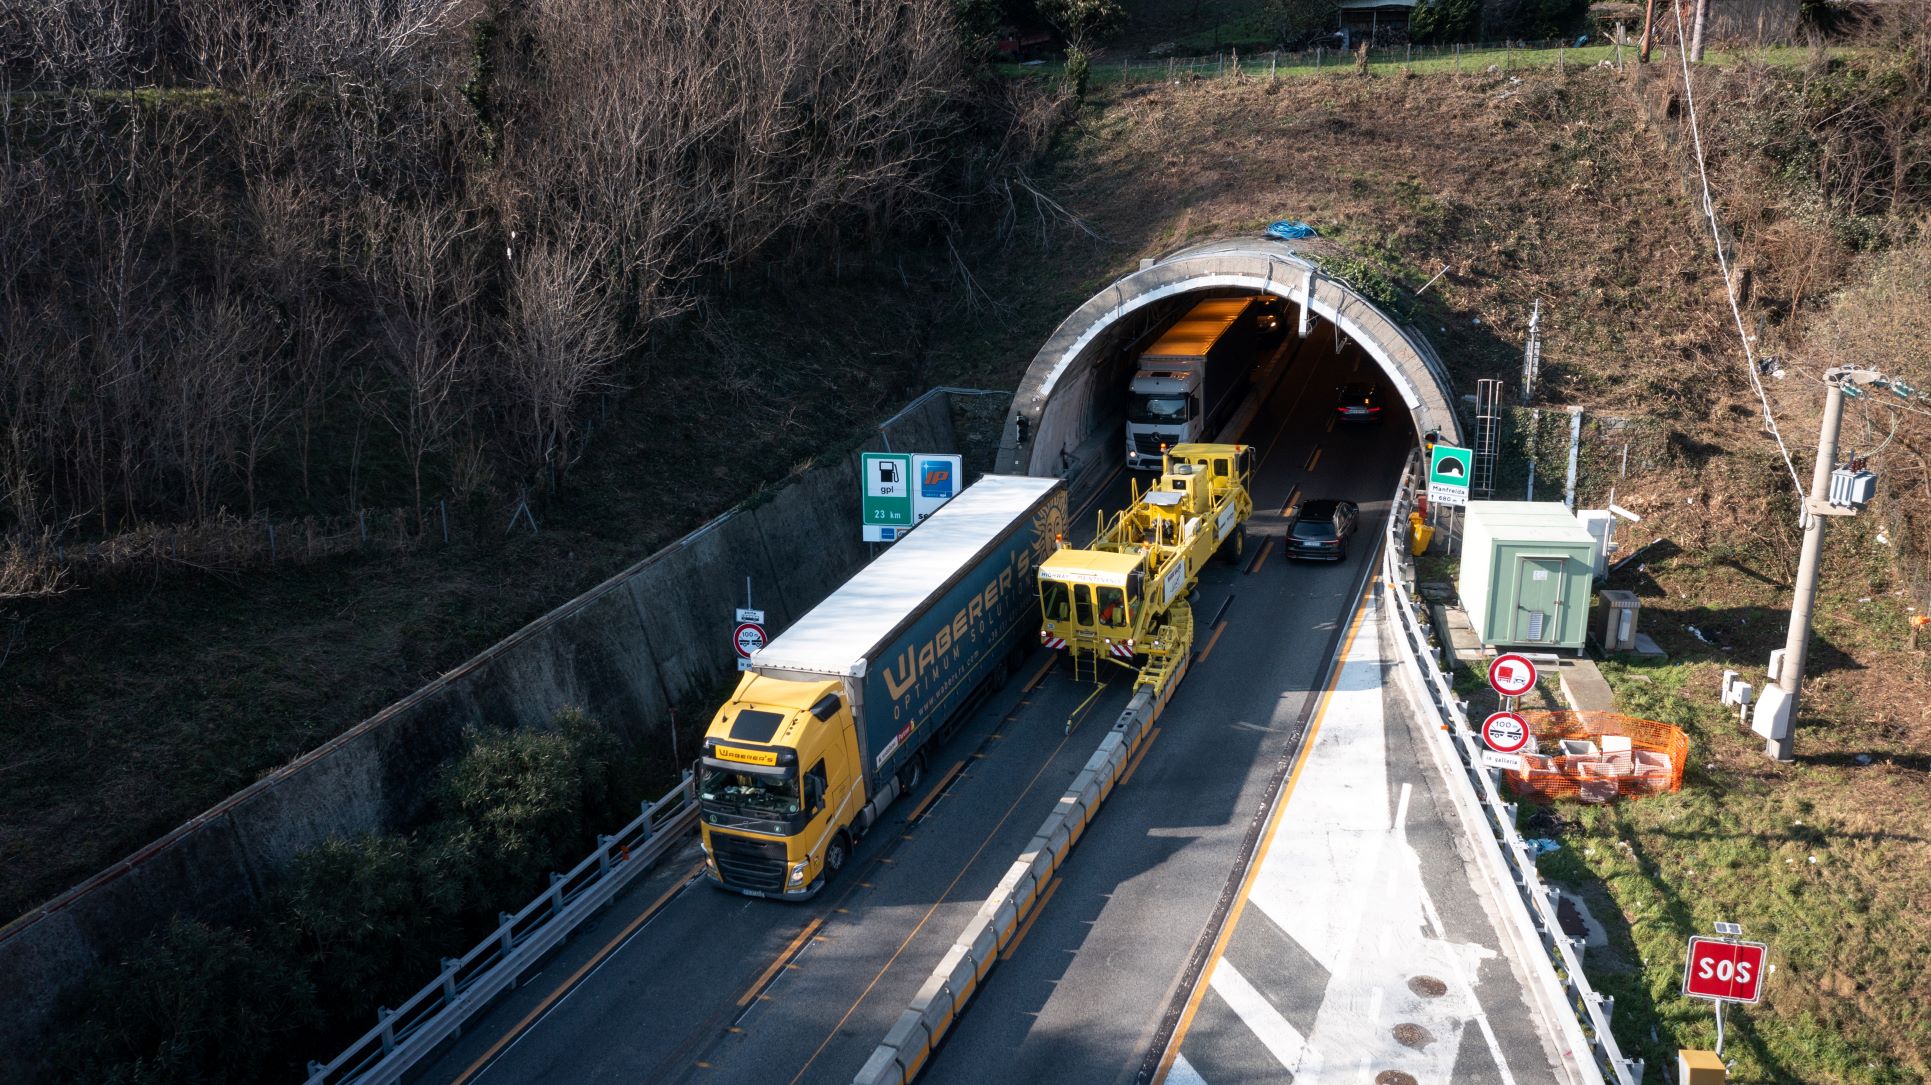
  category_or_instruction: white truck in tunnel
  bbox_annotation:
[1123,295,1270,471]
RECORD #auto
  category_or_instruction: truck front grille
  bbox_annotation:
[710,832,789,893]
[1133,432,1177,455]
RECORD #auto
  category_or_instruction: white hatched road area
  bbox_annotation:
[1162,602,1567,1085]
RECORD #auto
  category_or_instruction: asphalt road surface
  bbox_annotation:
[417,328,1472,1085]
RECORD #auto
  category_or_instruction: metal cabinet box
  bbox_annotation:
[1595,589,1641,652]
[1457,501,1596,651]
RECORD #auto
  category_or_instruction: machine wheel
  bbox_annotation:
[825,831,851,877]
[1220,525,1246,564]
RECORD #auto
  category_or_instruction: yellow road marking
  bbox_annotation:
[1245,538,1275,575]
[1194,620,1229,663]
[450,859,707,1085]
[903,759,966,824]
[1022,654,1056,693]
[786,727,1077,1085]
[1281,486,1301,516]
[1326,412,1337,432]
[1305,446,1323,472]
[1153,577,1379,1083]
[736,915,826,1007]
[1120,726,1163,785]
[1002,877,1063,960]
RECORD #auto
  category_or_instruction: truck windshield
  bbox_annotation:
[1129,395,1189,424]
[700,768,800,815]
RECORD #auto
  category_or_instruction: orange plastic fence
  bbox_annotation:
[1503,710,1688,803]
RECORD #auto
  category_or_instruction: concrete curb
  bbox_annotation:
[851,688,1158,1085]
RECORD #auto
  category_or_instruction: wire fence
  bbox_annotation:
[1010,37,1660,86]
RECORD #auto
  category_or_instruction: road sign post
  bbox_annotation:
[1684,931,1768,1059]
[861,452,915,541]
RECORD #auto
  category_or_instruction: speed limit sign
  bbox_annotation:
[1482,711,1531,754]
[733,621,767,659]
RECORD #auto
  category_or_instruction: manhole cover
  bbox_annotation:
[1407,975,1448,998]
[1391,1023,1435,1050]
[1376,1073,1420,1085]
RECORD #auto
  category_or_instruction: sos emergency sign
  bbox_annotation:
[1682,937,1768,1004]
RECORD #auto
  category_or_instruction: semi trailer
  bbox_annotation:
[697,474,1068,899]
[1123,296,1265,471]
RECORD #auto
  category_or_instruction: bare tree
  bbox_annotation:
[498,226,622,484]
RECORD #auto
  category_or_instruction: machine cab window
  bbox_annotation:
[1041,579,1071,621]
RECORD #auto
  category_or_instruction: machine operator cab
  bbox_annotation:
[1037,444,1253,662]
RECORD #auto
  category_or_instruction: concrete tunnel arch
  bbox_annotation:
[998,237,1462,479]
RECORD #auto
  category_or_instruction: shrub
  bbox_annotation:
[44,917,318,1085]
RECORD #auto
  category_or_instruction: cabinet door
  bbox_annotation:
[1515,557,1566,642]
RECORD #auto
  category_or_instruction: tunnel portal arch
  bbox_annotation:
[998,238,1462,478]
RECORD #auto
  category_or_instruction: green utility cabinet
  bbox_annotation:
[1457,501,1596,652]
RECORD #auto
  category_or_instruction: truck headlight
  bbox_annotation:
[788,860,810,886]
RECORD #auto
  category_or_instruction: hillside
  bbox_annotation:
[6,35,1930,1085]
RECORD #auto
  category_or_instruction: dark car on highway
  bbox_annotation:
[1334,381,1384,424]
[1285,499,1360,561]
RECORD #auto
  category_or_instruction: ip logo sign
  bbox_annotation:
[1682,937,1767,1004]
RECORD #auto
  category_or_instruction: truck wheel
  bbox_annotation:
[825,831,851,877]
[898,754,926,793]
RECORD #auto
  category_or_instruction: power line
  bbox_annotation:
[1669,11,1810,505]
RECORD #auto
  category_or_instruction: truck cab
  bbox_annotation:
[698,673,860,899]
[1125,368,1200,472]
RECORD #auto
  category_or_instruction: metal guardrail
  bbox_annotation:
[1379,458,1644,1085]
[302,774,700,1085]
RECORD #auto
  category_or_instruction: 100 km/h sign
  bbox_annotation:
[1482,711,1531,754]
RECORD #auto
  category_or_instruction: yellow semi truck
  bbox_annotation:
[1037,443,1253,698]
[697,475,1067,899]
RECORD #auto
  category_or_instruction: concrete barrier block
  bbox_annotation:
[883,1010,932,1080]
[963,919,998,980]
[1025,846,1054,894]
[855,1046,906,1085]
[1010,865,1040,918]
[911,972,956,1047]
[935,942,978,1012]
[990,897,1018,950]
[1046,822,1072,867]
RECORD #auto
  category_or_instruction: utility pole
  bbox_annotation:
[1763,368,1882,760]
[1639,0,1658,61]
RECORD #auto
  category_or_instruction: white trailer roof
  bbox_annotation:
[751,474,1059,678]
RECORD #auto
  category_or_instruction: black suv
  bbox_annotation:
[1334,382,1383,424]
[1285,499,1360,561]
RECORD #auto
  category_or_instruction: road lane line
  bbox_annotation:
[1151,575,1379,1084]
[1281,486,1301,516]
[736,917,826,1007]
[1243,532,1274,571]
[785,725,1079,1085]
[1120,727,1162,786]
[451,859,707,1085]
[1305,446,1323,472]
[1001,876,1062,960]
[1209,958,1321,1077]
[1257,345,1326,468]
[1193,620,1229,663]
[1021,654,1056,693]
[903,759,967,824]
[1326,413,1336,433]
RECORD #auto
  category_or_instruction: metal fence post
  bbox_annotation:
[441,959,460,1001]
[378,1007,396,1054]
[498,913,515,954]
[596,834,614,874]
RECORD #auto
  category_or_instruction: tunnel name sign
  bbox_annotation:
[1427,444,1472,507]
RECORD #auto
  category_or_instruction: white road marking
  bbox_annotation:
[1367,985,1384,1027]
[1210,959,1322,1080]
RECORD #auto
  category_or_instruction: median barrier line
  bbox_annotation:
[852,674,1159,1083]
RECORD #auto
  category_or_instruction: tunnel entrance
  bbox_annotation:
[998,238,1460,482]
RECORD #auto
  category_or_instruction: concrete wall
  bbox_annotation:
[998,237,1462,478]
[0,393,960,1080]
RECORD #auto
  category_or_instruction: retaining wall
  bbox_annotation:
[0,392,962,1080]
